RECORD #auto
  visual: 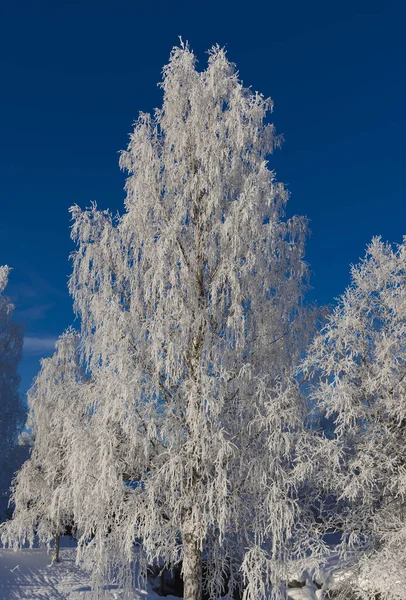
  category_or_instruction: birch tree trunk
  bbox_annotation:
[53,534,60,563]
[182,526,202,600]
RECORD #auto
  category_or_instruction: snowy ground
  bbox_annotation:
[0,546,92,599]
[0,541,322,600]
[0,537,163,599]
[0,537,351,600]
[0,542,323,600]
[0,542,124,598]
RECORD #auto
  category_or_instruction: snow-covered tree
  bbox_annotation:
[1,329,82,563]
[0,266,25,520]
[301,237,406,600]
[68,42,321,600]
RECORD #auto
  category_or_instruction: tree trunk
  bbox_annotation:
[53,534,61,563]
[160,569,165,595]
[182,528,202,600]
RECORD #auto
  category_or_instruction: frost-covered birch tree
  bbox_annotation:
[0,266,25,520]
[301,237,406,600]
[68,43,320,600]
[1,329,82,563]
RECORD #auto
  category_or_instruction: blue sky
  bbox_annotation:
[0,0,405,393]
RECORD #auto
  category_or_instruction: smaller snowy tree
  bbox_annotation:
[0,266,25,520]
[1,329,82,563]
[301,237,406,600]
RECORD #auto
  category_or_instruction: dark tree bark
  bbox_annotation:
[53,534,60,563]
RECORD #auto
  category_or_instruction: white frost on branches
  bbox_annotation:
[2,329,82,558]
[301,237,406,600]
[2,42,406,600]
[67,43,321,599]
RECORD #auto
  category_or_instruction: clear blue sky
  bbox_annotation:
[0,0,405,392]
